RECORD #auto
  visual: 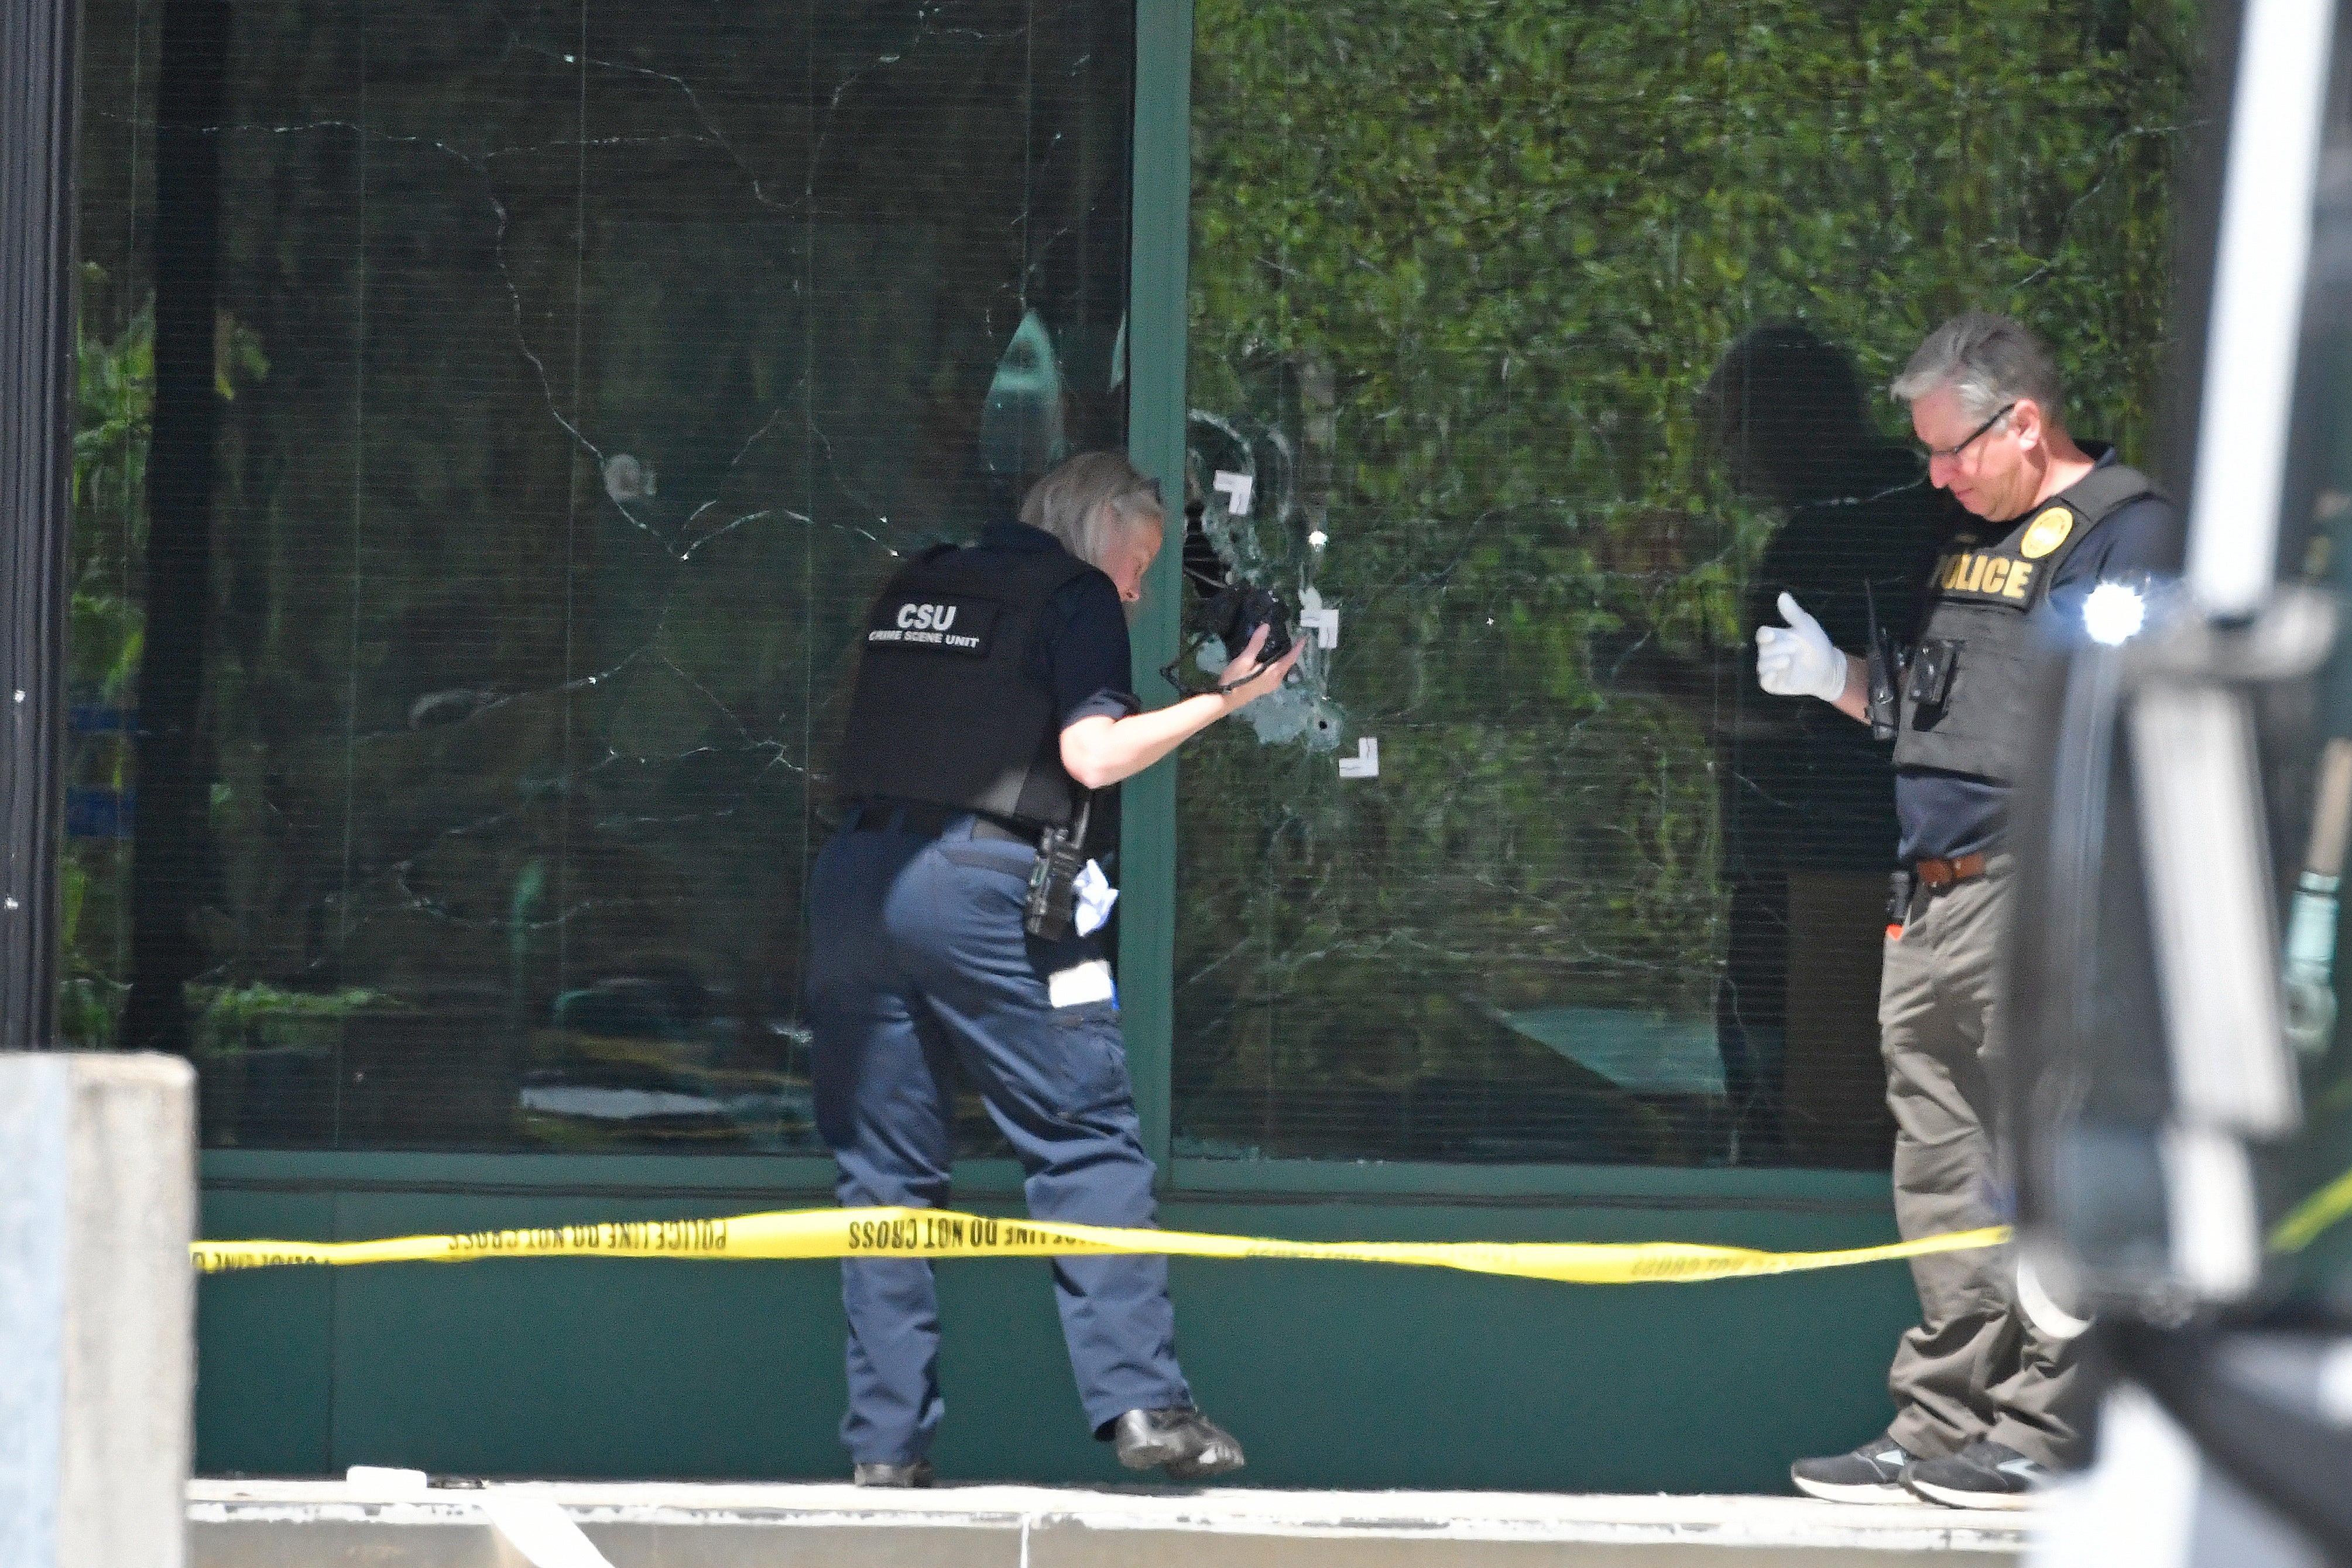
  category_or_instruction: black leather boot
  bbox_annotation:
[852,1459,934,1488]
[1110,1408,1246,1481]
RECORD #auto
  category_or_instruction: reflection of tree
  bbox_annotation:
[61,274,155,1048]
[63,266,268,1047]
[1702,323,1960,1163]
[1173,0,2199,1165]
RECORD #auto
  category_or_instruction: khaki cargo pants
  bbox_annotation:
[1879,857,2084,1469]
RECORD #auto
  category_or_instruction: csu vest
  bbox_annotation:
[832,541,1100,829]
[1892,461,2161,784]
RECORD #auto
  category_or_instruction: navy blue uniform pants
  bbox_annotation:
[807,813,1192,1465]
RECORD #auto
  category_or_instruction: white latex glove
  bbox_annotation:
[1073,859,1119,937]
[1754,592,1849,702]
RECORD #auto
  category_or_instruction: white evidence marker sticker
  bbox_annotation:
[1298,585,1340,649]
[1048,958,1117,1008]
[1212,469,1254,517]
[1338,736,1379,778]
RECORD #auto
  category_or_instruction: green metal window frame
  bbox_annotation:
[1116,0,1193,1178]
[191,0,1890,1217]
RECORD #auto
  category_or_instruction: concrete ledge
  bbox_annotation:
[188,1478,2032,1566]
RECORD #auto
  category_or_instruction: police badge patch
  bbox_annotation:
[2018,506,2074,560]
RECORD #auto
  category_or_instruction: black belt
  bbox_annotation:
[847,799,1033,844]
[1913,852,1990,889]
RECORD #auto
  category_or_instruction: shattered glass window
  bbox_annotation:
[1171,0,2201,1167]
[68,0,1133,1150]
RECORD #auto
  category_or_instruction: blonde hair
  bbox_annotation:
[1019,451,1165,569]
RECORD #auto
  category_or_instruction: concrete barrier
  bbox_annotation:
[0,1053,197,1568]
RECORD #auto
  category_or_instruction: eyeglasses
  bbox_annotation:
[1916,401,2016,465]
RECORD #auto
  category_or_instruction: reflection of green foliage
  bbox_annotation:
[189,983,399,1055]
[194,982,397,1024]
[70,277,270,672]
[1175,0,2200,1161]
[62,266,269,1048]
[73,269,150,555]
[214,310,270,400]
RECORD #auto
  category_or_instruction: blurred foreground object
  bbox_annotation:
[2009,0,2352,1559]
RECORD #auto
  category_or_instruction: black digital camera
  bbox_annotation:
[1168,497,1294,687]
[1189,579,1294,667]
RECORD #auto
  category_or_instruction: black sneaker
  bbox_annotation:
[1905,1441,2052,1510]
[1110,1407,1246,1481]
[852,1459,934,1488]
[1789,1430,1923,1504]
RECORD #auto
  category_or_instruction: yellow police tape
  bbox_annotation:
[193,1206,2012,1285]
[2272,1164,2352,1255]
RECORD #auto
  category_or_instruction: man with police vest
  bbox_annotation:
[1759,313,2174,1509]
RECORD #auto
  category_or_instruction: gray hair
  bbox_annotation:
[1890,311,2063,424]
[1019,451,1165,569]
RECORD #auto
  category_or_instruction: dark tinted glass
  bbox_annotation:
[70,0,1134,1150]
[1171,0,2200,1168]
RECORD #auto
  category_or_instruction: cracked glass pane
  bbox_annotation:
[68,0,1134,1152]
[1171,0,2203,1168]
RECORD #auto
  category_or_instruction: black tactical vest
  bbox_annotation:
[832,541,1101,829]
[1892,461,2161,784]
